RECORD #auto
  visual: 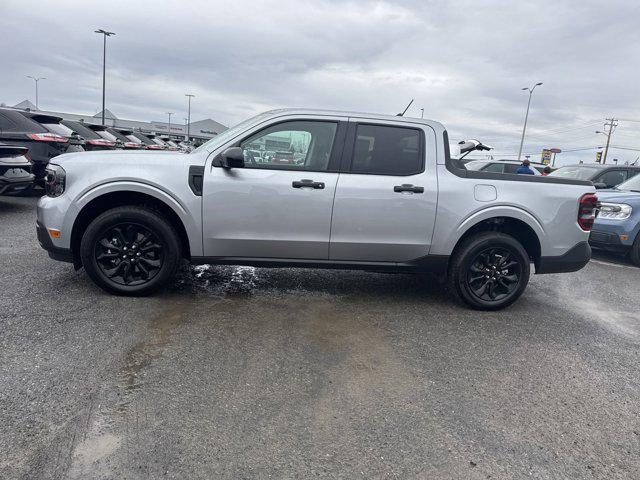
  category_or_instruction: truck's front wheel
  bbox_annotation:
[448,232,530,310]
[80,206,181,296]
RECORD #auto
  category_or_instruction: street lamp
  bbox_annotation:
[94,29,115,126]
[166,112,173,137]
[517,82,543,161]
[185,94,195,141]
[26,76,46,110]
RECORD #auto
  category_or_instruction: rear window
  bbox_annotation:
[96,130,118,142]
[350,124,423,175]
[43,123,73,137]
[549,166,599,180]
[0,110,47,133]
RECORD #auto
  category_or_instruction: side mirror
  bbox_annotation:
[221,147,245,169]
[593,182,607,189]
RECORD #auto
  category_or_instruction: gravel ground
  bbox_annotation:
[1,194,639,479]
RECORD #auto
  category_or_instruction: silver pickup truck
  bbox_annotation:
[37,109,598,309]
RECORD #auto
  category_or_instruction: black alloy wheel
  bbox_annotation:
[466,247,522,302]
[94,223,164,286]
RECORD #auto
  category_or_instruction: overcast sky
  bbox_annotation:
[1,0,639,165]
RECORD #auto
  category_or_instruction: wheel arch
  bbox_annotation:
[450,209,544,269]
[70,188,193,265]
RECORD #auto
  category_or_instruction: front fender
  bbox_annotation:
[62,180,202,256]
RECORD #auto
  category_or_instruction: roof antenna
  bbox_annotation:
[397,99,414,116]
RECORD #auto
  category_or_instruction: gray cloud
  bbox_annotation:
[1,0,639,164]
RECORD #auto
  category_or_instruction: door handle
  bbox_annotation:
[394,184,424,193]
[292,179,325,189]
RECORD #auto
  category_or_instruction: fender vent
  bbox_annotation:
[188,165,205,196]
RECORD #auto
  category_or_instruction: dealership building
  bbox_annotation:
[9,100,228,144]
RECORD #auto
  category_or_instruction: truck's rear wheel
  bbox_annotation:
[80,206,181,296]
[448,232,530,310]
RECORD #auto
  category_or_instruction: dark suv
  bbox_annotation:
[549,164,640,189]
[61,120,118,151]
[0,108,71,184]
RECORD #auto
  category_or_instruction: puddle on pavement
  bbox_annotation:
[116,301,190,412]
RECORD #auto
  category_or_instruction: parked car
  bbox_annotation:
[0,108,71,184]
[37,108,597,310]
[126,132,165,150]
[0,144,35,196]
[158,137,180,151]
[61,120,118,150]
[465,159,545,175]
[271,151,295,164]
[20,112,86,155]
[102,128,144,149]
[549,164,640,189]
[588,174,640,265]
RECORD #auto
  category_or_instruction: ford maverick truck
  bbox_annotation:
[37,109,597,309]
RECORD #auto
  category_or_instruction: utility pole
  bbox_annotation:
[166,112,173,137]
[95,29,115,126]
[597,118,618,164]
[517,82,543,161]
[185,94,195,142]
[26,76,46,109]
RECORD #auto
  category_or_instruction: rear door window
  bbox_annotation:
[349,124,423,175]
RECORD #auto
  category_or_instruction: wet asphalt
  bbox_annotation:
[1,194,639,480]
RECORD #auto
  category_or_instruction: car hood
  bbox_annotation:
[51,149,182,167]
[596,189,640,204]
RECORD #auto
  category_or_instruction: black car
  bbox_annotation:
[127,131,165,150]
[20,112,85,155]
[0,144,35,196]
[61,120,118,151]
[549,164,640,189]
[0,108,70,183]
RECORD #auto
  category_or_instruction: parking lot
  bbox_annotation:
[1,193,639,479]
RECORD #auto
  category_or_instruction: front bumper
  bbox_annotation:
[36,221,74,263]
[589,228,633,253]
[536,241,591,274]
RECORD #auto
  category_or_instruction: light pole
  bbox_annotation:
[26,76,46,110]
[517,82,543,161]
[185,94,195,141]
[94,29,115,126]
[166,112,173,137]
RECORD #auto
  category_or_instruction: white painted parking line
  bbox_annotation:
[590,259,637,270]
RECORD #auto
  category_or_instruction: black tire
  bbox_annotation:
[628,234,640,267]
[80,206,181,296]
[448,232,530,310]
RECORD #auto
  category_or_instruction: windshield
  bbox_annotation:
[193,112,273,154]
[616,174,640,191]
[548,166,599,180]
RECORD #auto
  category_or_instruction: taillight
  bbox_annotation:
[28,133,69,143]
[147,145,164,150]
[578,193,598,231]
[87,139,116,147]
[124,142,141,148]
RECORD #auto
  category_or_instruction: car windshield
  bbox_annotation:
[193,112,273,154]
[616,174,640,192]
[548,166,599,180]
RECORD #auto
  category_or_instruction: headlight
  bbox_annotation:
[44,164,66,197]
[598,202,632,220]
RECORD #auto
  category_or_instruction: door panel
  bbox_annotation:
[202,168,339,259]
[330,122,438,262]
